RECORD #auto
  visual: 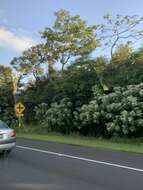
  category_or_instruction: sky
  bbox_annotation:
[1,0,143,66]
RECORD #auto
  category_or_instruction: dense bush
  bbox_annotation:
[0,105,17,127]
[105,84,143,136]
[34,83,143,137]
[34,103,49,123]
[80,83,143,137]
[0,86,17,128]
[79,86,106,136]
[7,11,143,137]
[35,98,79,134]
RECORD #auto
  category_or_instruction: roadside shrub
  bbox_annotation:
[34,83,143,137]
[0,86,17,128]
[35,98,79,134]
[79,86,107,136]
[80,83,143,137]
[0,105,17,128]
[34,103,48,123]
[105,84,143,136]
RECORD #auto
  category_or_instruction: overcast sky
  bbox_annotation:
[1,0,143,65]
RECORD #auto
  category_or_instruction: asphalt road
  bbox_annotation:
[0,139,143,190]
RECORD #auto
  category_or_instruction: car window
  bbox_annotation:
[0,121,9,129]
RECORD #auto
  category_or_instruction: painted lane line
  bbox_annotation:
[16,145,143,173]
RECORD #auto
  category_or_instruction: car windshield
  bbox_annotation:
[0,121,9,129]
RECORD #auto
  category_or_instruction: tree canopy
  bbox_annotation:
[1,10,143,137]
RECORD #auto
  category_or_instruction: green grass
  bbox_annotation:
[17,131,143,154]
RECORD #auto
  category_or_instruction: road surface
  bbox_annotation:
[0,139,143,190]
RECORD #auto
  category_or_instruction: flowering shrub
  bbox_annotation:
[79,85,106,136]
[35,98,79,134]
[34,103,48,122]
[80,83,143,137]
[35,83,143,137]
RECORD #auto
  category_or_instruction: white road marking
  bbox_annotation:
[16,145,143,173]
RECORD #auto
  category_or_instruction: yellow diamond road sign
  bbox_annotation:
[15,102,25,115]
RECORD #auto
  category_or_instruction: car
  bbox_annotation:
[0,120,16,154]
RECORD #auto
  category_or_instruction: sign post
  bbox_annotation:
[15,102,25,127]
[12,72,25,128]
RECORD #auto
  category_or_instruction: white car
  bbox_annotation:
[0,120,16,154]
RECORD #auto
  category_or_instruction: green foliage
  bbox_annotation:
[79,86,106,136]
[41,9,97,71]
[21,50,143,137]
[11,45,45,81]
[79,83,143,137]
[35,98,78,134]
[22,58,100,112]
[7,11,143,138]
[0,65,13,87]
[34,103,48,123]
[0,65,17,127]
[102,61,143,88]
[105,84,143,136]
[0,105,17,127]
[11,9,98,80]
[56,59,100,105]
[112,44,132,64]
[34,83,143,137]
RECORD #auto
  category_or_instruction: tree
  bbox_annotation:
[131,46,143,64]
[56,60,99,106]
[112,44,132,64]
[0,65,16,126]
[98,14,143,58]
[73,55,108,91]
[41,9,98,71]
[11,45,45,81]
[11,9,98,81]
[0,65,13,87]
[102,46,143,87]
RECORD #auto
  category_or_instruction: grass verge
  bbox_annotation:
[17,132,143,154]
